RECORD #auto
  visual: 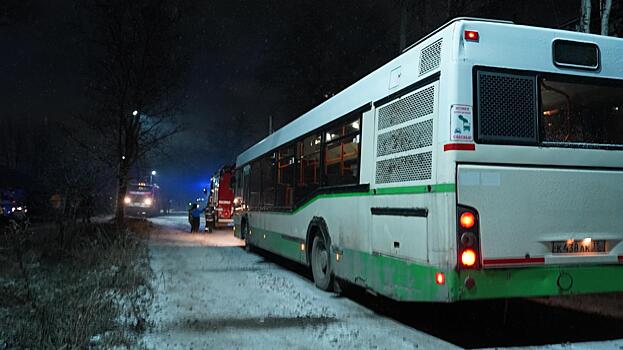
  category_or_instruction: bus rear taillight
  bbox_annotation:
[459,212,475,229]
[461,249,477,267]
[457,206,481,269]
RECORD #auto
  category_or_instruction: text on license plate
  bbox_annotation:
[552,240,606,253]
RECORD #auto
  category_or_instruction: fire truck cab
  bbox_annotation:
[205,164,235,232]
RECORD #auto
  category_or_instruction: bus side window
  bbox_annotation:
[234,168,242,198]
[242,165,250,207]
[276,146,295,208]
[324,118,361,186]
[261,154,275,208]
[248,160,261,209]
[295,133,321,204]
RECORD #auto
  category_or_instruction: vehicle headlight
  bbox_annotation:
[144,198,152,206]
[124,196,131,204]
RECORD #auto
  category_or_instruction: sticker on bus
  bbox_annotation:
[450,104,473,141]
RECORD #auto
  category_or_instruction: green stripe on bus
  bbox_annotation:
[269,183,456,215]
[336,248,454,302]
[293,191,371,214]
[336,248,623,302]
[374,183,456,195]
[248,226,306,263]
[457,264,623,300]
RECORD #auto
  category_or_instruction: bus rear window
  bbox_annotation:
[541,77,623,147]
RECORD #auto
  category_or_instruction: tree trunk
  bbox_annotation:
[115,163,129,226]
[580,0,592,33]
[601,0,612,35]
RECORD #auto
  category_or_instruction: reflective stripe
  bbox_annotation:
[444,143,475,151]
[483,257,545,267]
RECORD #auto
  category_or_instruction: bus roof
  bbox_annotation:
[235,17,622,166]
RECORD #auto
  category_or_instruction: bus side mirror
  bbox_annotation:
[229,176,236,190]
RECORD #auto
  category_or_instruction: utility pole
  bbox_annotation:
[268,115,273,135]
[399,0,408,52]
[579,0,592,33]
[601,0,612,35]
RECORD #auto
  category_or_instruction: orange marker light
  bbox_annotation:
[460,212,476,229]
[461,249,477,267]
[464,30,479,41]
[435,272,445,285]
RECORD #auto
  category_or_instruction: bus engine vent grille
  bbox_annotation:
[419,39,442,76]
[375,152,432,184]
[476,71,538,144]
[378,85,434,130]
[377,119,433,157]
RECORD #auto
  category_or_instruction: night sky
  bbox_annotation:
[0,0,583,205]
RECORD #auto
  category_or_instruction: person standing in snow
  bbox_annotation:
[190,204,202,232]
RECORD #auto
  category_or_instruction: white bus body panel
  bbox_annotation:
[458,164,623,266]
[370,197,429,263]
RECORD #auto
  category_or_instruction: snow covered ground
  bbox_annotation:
[142,215,623,350]
[142,215,456,349]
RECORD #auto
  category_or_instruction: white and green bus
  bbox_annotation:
[232,17,623,302]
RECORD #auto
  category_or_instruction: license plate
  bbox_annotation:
[552,240,606,253]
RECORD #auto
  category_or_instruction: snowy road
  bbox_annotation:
[143,215,623,350]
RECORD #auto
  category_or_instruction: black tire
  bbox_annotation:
[311,235,333,291]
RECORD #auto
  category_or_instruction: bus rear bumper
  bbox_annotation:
[455,264,623,301]
[335,248,623,302]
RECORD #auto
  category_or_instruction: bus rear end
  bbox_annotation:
[447,20,623,300]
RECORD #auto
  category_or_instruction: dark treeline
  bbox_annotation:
[0,0,620,219]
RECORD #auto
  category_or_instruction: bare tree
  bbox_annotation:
[78,0,195,225]
[579,0,592,32]
[601,0,613,35]
[0,0,32,27]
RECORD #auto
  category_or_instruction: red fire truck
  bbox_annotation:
[205,164,235,231]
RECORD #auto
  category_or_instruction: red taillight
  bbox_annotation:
[459,212,475,229]
[464,30,479,41]
[461,249,477,267]
[435,272,445,285]
[457,207,481,269]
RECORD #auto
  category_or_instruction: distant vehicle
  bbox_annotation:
[0,189,29,230]
[232,18,623,302]
[124,182,161,216]
[204,164,235,231]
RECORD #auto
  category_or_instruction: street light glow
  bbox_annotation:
[151,170,157,176]
[132,110,138,116]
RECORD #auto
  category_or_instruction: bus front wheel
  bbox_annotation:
[242,220,253,252]
[311,235,333,291]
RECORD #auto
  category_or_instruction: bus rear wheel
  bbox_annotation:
[311,235,333,291]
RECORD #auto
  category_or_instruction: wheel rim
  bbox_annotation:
[314,237,329,279]
[319,250,328,275]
